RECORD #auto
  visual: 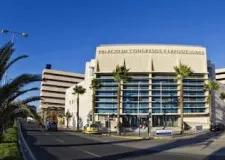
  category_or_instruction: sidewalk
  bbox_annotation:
[102,133,152,140]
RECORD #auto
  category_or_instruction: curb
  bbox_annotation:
[18,122,36,160]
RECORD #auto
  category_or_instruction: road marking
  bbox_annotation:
[74,147,101,157]
[81,149,101,157]
[56,138,64,143]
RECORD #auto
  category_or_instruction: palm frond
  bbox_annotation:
[220,92,225,100]
[7,87,39,103]
[0,42,14,81]
[113,65,131,83]
[0,74,41,104]
[21,96,41,104]
[204,80,219,92]
[4,55,28,74]
[73,85,86,95]
[174,63,193,81]
[90,78,101,90]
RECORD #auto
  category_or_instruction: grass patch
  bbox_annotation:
[0,126,22,160]
[2,127,17,143]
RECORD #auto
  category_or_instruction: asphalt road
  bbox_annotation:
[22,122,223,160]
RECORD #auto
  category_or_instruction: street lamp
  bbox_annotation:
[1,29,28,43]
[1,29,28,85]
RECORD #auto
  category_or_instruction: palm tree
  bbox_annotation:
[174,63,193,134]
[220,92,225,101]
[204,80,219,127]
[65,110,72,128]
[0,42,41,132]
[113,65,130,135]
[90,78,100,124]
[73,85,86,131]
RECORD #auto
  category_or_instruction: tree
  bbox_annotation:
[73,85,86,131]
[204,80,219,126]
[90,78,100,124]
[220,92,225,101]
[113,64,130,135]
[65,110,72,128]
[0,42,41,132]
[174,63,193,134]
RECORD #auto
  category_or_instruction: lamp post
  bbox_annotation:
[1,29,28,43]
[1,29,28,85]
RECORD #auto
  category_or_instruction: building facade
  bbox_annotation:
[40,66,84,121]
[94,44,209,131]
[65,59,95,128]
[216,68,225,85]
[212,82,225,125]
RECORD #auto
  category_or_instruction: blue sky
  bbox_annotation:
[1,0,225,107]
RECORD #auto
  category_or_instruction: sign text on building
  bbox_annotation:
[98,49,205,55]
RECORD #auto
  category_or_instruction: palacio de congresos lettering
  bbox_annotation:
[98,49,205,55]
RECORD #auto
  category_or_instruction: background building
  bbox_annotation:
[94,44,209,132]
[40,64,84,121]
[207,60,215,80]
[65,59,95,128]
[216,68,225,85]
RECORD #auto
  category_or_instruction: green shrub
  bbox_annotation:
[0,127,22,160]
[2,127,17,143]
[0,143,21,160]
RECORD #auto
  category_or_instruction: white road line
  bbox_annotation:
[56,138,64,143]
[74,147,101,157]
[81,149,101,158]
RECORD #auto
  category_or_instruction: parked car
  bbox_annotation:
[210,124,225,132]
[83,123,100,134]
[46,121,58,131]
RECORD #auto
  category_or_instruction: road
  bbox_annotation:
[22,122,225,160]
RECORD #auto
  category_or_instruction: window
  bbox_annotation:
[152,115,178,127]
[123,109,149,113]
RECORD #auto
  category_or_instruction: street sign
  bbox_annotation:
[156,130,173,136]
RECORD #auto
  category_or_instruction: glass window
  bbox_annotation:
[123,109,149,113]
[152,109,178,113]
[183,108,205,113]
[123,102,149,108]
[152,116,178,127]
[183,103,205,107]
[96,98,117,102]
[96,103,117,108]
[96,109,117,113]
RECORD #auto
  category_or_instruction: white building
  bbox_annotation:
[65,59,95,128]
[213,82,225,125]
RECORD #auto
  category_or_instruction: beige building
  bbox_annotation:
[40,66,84,120]
[216,68,225,85]
[95,44,210,132]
